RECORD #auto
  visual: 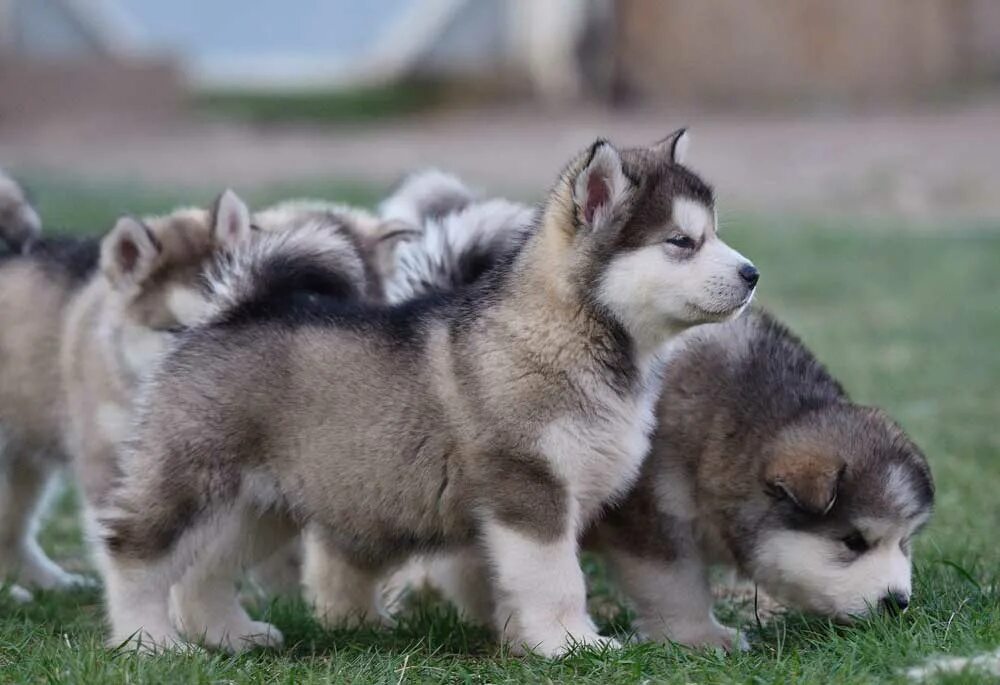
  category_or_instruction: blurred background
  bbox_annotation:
[3,6,1000,678]
[1,0,1000,220]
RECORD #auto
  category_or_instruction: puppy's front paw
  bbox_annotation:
[220,621,284,653]
[507,629,621,658]
[6,584,33,603]
[312,593,392,630]
[642,620,749,653]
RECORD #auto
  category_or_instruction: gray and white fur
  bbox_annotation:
[377,170,934,652]
[97,132,759,656]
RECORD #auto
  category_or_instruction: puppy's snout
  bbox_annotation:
[738,263,760,289]
[880,591,909,615]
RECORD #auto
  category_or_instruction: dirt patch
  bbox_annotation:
[2,100,1000,219]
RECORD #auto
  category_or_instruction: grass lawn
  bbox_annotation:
[1,178,999,683]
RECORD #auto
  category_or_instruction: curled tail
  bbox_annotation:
[204,220,370,324]
[379,169,535,303]
[0,169,42,253]
[380,168,479,228]
[384,199,534,303]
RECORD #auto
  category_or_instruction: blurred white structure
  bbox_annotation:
[0,0,610,100]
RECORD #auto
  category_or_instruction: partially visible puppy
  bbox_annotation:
[61,192,256,538]
[595,310,933,650]
[0,169,42,253]
[0,202,99,600]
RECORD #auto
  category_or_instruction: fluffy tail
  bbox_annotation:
[380,169,478,228]
[379,169,535,303]
[203,221,369,324]
[0,169,42,253]
[384,199,534,303]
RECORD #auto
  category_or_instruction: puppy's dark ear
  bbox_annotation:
[211,189,252,248]
[101,216,161,289]
[573,139,630,229]
[765,449,845,516]
[650,128,690,165]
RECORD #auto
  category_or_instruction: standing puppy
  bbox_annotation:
[98,134,759,656]
[0,227,98,600]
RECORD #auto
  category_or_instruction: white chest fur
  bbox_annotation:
[538,381,658,530]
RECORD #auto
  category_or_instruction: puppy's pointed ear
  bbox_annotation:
[650,128,690,165]
[101,216,162,289]
[211,189,252,248]
[765,449,845,516]
[573,139,630,229]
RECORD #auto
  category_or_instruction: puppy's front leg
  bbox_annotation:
[604,546,748,652]
[482,516,616,657]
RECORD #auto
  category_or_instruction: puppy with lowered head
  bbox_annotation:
[61,192,258,528]
[98,132,759,656]
[596,310,933,649]
[375,168,934,652]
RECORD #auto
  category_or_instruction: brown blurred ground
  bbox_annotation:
[2,98,999,220]
[616,0,1000,104]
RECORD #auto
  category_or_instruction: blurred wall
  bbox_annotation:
[616,0,1000,103]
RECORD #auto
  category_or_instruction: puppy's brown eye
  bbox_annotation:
[666,235,695,249]
[842,532,869,553]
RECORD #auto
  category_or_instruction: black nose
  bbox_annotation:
[739,263,759,288]
[881,592,909,615]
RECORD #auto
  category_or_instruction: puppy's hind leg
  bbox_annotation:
[0,448,89,591]
[605,546,748,652]
[102,541,188,651]
[303,527,390,628]
[170,508,294,652]
[100,476,210,651]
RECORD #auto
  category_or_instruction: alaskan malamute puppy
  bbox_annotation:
[62,193,387,588]
[98,133,759,656]
[374,169,934,652]
[62,192,262,523]
[0,192,253,601]
[595,310,933,649]
[0,225,98,601]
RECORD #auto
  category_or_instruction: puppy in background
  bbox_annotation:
[1,191,262,601]
[62,192,257,547]
[0,178,97,601]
